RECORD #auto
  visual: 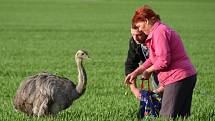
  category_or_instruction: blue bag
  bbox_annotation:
[137,79,162,119]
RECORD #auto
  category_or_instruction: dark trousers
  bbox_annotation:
[159,74,197,119]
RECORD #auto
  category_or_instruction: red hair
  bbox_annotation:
[132,5,160,27]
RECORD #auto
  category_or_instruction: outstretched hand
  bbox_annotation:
[124,72,137,85]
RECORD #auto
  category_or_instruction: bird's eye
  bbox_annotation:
[81,53,85,55]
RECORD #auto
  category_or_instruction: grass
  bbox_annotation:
[0,0,215,120]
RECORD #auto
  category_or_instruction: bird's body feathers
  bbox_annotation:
[13,72,77,116]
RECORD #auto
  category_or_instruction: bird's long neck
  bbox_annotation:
[75,58,87,95]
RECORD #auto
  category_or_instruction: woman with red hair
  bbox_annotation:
[124,5,197,119]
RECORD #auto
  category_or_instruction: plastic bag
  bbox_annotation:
[137,80,162,119]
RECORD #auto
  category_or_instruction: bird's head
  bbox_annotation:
[75,50,89,60]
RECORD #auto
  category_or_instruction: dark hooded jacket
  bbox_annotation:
[125,37,147,76]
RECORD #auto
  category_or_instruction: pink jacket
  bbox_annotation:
[142,21,196,86]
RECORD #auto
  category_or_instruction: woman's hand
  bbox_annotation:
[153,86,164,95]
[141,70,151,80]
[124,66,146,85]
[124,72,138,85]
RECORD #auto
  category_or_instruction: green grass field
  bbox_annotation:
[0,0,215,120]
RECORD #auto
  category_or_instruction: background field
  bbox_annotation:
[0,0,215,120]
